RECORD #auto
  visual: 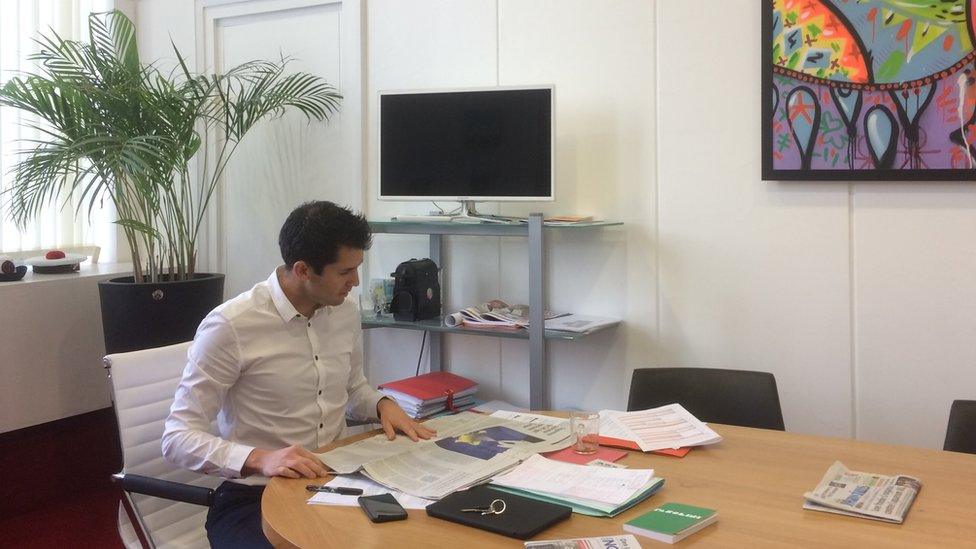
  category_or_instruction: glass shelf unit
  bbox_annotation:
[364,213,622,409]
[362,313,620,341]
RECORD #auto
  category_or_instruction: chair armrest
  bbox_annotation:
[113,473,214,507]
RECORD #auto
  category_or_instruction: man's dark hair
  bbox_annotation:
[279,201,372,273]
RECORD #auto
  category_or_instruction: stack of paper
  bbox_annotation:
[599,404,723,452]
[490,454,665,517]
[378,371,478,418]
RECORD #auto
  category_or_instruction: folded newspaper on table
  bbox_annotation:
[803,461,921,523]
[599,404,723,452]
[317,411,571,500]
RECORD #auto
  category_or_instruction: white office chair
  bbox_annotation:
[105,341,221,549]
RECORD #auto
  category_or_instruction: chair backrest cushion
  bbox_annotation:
[944,400,976,454]
[107,341,219,548]
[628,367,786,430]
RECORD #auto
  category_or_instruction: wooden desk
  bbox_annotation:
[262,422,976,548]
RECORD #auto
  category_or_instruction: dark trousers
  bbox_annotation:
[206,481,273,549]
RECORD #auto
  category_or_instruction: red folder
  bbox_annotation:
[379,371,477,404]
[597,435,692,458]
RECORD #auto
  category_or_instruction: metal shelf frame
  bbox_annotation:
[365,214,622,409]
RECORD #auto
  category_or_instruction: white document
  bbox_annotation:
[306,474,434,510]
[491,454,654,507]
[600,404,723,451]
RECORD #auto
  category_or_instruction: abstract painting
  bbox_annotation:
[763,0,976,180]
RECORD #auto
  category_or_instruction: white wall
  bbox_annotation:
[363,0,654,411]
[0,267,128,432]
[130,0,976,449]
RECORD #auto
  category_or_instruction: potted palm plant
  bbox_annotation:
[0,11,341,352]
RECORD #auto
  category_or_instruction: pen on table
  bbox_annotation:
[305,485,364,495]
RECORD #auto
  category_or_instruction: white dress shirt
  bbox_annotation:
[162,268,384,484]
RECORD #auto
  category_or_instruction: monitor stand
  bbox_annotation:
[392,201,521,224]
[451,201,518,224]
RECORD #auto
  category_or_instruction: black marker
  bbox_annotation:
[305,485,364,495]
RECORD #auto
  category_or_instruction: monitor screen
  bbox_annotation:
[379,86,553,201]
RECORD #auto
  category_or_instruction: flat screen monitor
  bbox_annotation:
[378,86,554,204]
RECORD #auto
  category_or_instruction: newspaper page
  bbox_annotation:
[802,461,921,523]
[524,535,643,549]
[318,411,572,499]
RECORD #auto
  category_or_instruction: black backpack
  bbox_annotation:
[390,258,441,321]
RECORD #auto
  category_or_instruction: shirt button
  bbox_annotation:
[307,322,311,327]
[318,390,322,395]
[314,355,319,361]
[319,423,324,428]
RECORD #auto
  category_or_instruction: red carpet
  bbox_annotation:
[1,409,125,548]
[0,486,125,548]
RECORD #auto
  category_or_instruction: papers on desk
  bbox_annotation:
[317,411,571,500]
[489,407,720,454]
[306,474,434,509]
[803,461,921,523]
[491,454,665,517]
[600,404,722,452]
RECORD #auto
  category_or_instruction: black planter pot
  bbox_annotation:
[98,273,225,354]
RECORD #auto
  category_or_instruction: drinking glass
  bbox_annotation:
[570,411,600,455]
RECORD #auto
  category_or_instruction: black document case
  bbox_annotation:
[425,485,572,539]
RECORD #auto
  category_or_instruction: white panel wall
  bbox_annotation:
[854,184,976,448]
[495,0,654,409]
[362,0,504,398]
[0,272,119,432]
[656,1,854,437]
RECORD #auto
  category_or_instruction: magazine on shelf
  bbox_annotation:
[803,461,921,523]
[317,411,572,500]
[444,299,566,329]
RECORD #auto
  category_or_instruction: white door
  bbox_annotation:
[199,0,363,297]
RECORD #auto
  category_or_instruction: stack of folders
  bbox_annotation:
[490,454,665,517]
[378,371,478,419]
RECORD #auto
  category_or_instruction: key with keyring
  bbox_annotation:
[461,498,506,515]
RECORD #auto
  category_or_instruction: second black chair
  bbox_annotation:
[627,367,786,430]
[943,400,976,454]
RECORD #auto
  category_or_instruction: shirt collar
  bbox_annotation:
[268,267,303,323]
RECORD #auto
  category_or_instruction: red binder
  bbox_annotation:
[378,371,477,407]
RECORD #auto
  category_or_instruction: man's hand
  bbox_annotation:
[377,398,437,441]
[243,445,330,479]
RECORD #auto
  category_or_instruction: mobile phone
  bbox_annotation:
[358,493,408,523]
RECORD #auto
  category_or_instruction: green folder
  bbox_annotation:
[492,477,665,517]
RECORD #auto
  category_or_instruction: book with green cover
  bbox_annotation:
[623,502,717,543]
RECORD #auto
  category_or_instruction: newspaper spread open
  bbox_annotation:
[317,411,572,499]
[803,461,922,523]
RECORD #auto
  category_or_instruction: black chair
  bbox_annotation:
[627,367,786,430]
[943,400,976,454]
